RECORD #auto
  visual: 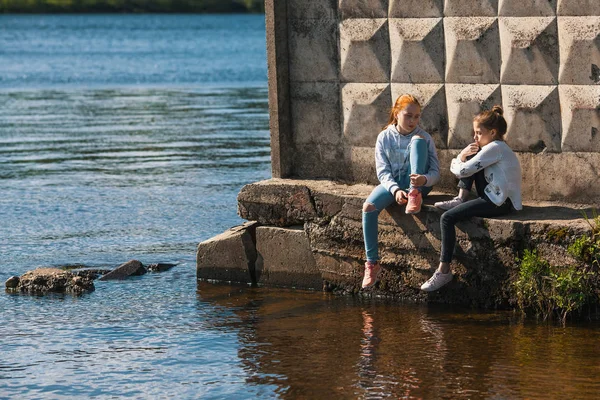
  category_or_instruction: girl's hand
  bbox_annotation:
[410,174,426,187]
[395,190,408,205]
[459,143,479,162]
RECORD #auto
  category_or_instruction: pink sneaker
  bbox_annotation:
[405,188,422,214]
[361,261,381,288]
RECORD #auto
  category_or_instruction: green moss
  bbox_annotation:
[513,249,595,324]
[546,227,569,243]
[568,210,600,267]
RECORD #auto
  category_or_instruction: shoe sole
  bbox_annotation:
[420,277,453,291]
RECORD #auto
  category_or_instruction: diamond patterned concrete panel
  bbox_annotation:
[389,0,443,17]
[559,86,600,152]
[340,18,390,82]
[389,18,445,83]
[342,83,392,146]
[444,17,501,84]
[288,0,337,19]
[557,0,600,16]
[265,1,600,202]
[558,17,600,84]
[291,82,341,145]
[289,18,339,82]
[443,0,498,17]
[446,84,503,149]
[499,17,559,84]
[498,0,557,16]
[391,83,448,149]
[339,0,388,19]
[502,85,561,152]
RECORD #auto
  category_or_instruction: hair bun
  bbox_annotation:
[491,105,504,116]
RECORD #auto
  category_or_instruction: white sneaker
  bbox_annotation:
[420,271,453,292]
[434,196,463,211]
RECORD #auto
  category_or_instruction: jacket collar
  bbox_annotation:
[390,124,419,137]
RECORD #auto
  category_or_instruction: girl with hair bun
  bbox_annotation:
[361,94,441,289]
[422,105,522,292]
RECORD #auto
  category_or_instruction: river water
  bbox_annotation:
[1,14,599,399]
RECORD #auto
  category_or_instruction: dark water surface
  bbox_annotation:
[1,14,600,400]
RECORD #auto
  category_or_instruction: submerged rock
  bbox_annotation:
[99,259,146,281]
[7,268,94,295]
[72,269,112,280]
[146,263,177,273]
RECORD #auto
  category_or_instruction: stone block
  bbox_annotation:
[196,222,258,284]
[288,18,338,82]
[255,226,322,289]
[444,0,498,17]
[501,85,561,152]
[498,0,557,16]
[557,0,600,16]
[338,0,388,19]
[288,0,337,20]
[341,83,391,146]
[558,17,600,84]
[389,0,442,18]
[291,82,341,145]
[559,85,600,152]
[313,252,362,291]
[389,18,445,83]
[499,17,559,84]
[446,84,503,149]
[444,17,501,84]
[340,18,390,82]
[391,83,448,149]
[237,181,317,226]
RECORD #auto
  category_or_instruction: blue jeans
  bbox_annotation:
[362,138,431,262]
[439,170,513,263]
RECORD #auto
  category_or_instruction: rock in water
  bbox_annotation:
[99,260,146,281]
[5,276,20,289]
[9,268,94,295]
[146,263,177,273]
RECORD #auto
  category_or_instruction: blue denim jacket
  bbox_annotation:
[375,124,440,194]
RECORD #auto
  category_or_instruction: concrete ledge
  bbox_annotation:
[202,178,597,307]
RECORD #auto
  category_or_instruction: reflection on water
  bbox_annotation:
[198,282,600,399]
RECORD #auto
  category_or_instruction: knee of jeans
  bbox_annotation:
[363,202,377,213]
[440,211,455,226]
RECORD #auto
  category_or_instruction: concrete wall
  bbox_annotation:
[265,0,600,204]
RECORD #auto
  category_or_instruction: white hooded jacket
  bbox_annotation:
[450,140,522,210]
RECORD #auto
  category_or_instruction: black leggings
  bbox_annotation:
[440,170,513,263]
